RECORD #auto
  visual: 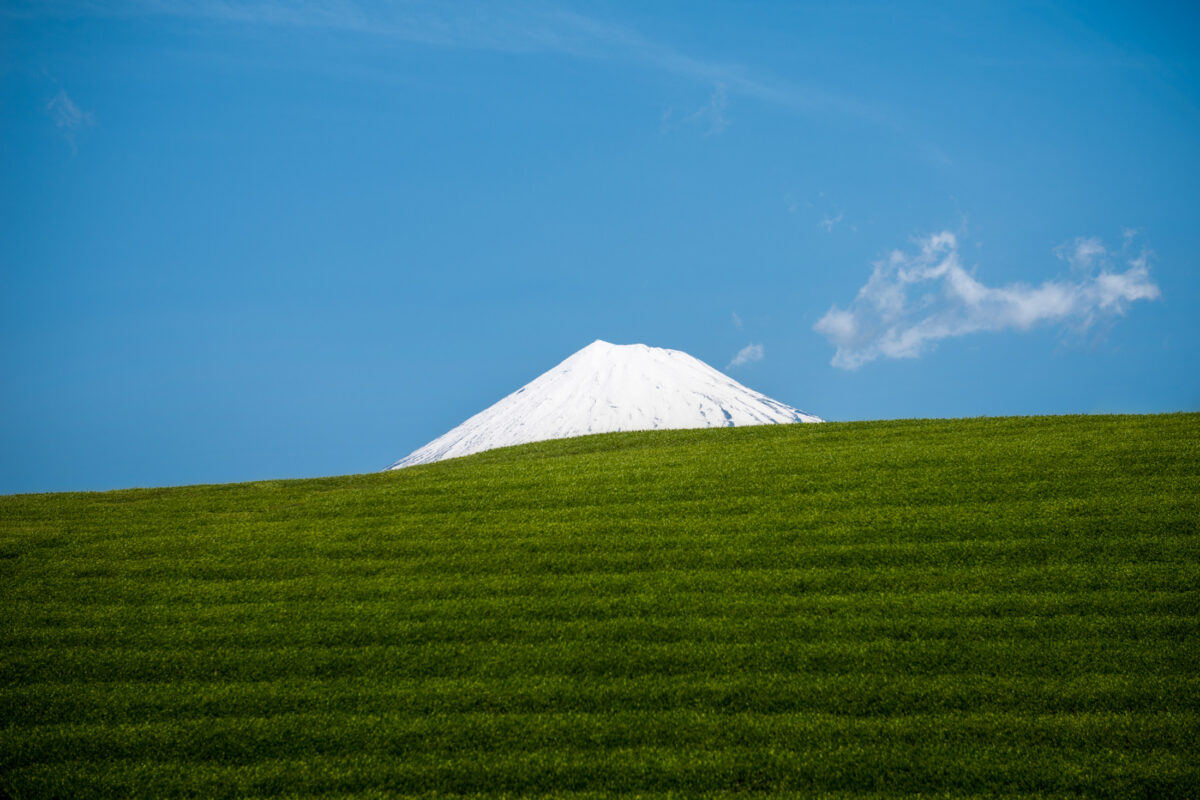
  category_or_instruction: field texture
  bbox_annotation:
[2,414,1198,799]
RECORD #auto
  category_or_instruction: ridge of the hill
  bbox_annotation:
[2,415,1198,799]
[388,339,821,469]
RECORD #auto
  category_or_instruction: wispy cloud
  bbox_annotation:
[45,87,93,152]
[731,312,743,329]
[661,84,729,136]
[814,231,1161,369]
[819,212,844,233]
[688,84,729,135]
[785,190,848,231]
[27,1,890,129]
[1055,236,1105,272]
[727,343,764,369]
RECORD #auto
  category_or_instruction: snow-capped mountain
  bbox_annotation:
[386,340,822,469]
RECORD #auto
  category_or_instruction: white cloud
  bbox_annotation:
[46,89,89,128]
[814,231,1161,369]
[731,312,743,329]
[727,343,764,369]
[45,88,93,152]
[819,212,843,233]
[1055,236,1105,272]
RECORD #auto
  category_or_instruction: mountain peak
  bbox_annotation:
[387,341,821,469]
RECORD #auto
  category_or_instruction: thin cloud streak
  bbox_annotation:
[25,1,892,129]
[814,231,1161,369]
[546,8,891,126]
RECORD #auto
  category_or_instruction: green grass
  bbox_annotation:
[1,414,1198,799]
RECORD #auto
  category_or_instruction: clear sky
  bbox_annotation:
[3,1,1198,494]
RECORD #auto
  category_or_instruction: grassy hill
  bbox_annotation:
[2,414,1198,799]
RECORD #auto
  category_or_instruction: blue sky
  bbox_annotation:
[3,1,1198,493]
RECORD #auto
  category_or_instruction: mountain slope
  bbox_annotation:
[388,339,821,469]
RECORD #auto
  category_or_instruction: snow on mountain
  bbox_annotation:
[386,340,822,469]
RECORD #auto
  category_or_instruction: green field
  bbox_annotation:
[2,414,1198,799]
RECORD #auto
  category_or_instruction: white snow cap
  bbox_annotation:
[387,339,822,469]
